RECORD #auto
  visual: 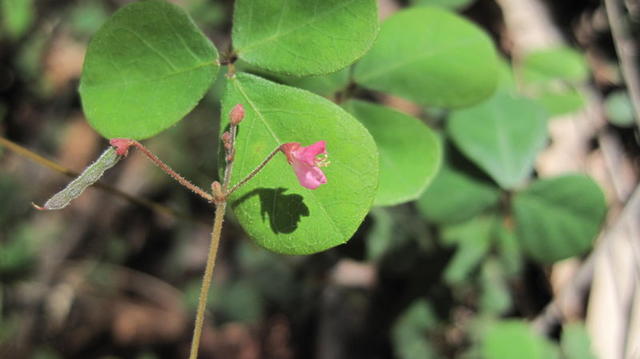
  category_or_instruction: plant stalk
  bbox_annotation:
[188,200,226,359]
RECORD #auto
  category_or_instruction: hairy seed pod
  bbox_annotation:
[36,147,121,210]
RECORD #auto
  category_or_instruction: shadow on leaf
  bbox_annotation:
[232,187,309,234]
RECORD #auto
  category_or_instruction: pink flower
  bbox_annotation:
[280,141,329,190]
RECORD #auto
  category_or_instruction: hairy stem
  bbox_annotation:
[188,104,246,358]
[226,145,281,197]
[221,126,238,192]
[188,200,225,359]
[130,141,213,202]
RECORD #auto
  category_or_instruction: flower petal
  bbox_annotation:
[296,140,327,165]
[293,161,327,189]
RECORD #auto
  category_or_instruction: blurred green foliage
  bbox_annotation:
[0,0,615,358]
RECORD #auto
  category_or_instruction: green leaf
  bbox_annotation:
[344,100,441,206]
[366,207,394,261]
[496,225,522,276]
[441,216,495,284]
[410,0,474,10]
[561,322,597,359]
[392,300,441,359]
[79,0,219,139]
[522,47,589,84]
[222,72,378,255]
[213,280,264,324]
[279,67,351,97]
[69,0,109,36]
[235,60,351,97]
[513,175,607,264]
[0,0,34,39]
[496,57,517,91]
[480,258,512,316]
[353,7,498,108]
[447,91,548,189]
[416,161,500,225]
[483,320,559,359]
[605,90,636,127]
[536,87,586,116]
[232,0,379,76]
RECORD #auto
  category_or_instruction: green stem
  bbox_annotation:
[188,200,226,359]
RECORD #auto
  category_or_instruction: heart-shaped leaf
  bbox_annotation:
[353,7,498,108]
[221,72,378,255]
[343,100,441,206]
[79,0,219,139]
[513,175,607,264]
[447,91,548,189]
[232,0,379,76]
[417,161,500,224]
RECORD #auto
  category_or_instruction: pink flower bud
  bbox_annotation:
[221,131,232,143]
[279,141,329,190]
[230,104,245,125]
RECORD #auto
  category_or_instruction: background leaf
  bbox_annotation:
[513,175,607,264]
[482,320,559,359]
[392,300,441,359]
[605,90,636,127]
[344,100,441,206]
[416,160,500,224]
[365,207,394,261]
[520,47,589,117]
[536,87,586,116]
[480,258,512,315]
[521,47,589,84]
[561,322,597,359]
[232,0,378,76]
[447,91,548,189]
[79,0,219,139]
[277,67,351,97]
[353,7,498,108]
[0,0,34,39]
[221,72,378,255]
[441,215,496,284]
